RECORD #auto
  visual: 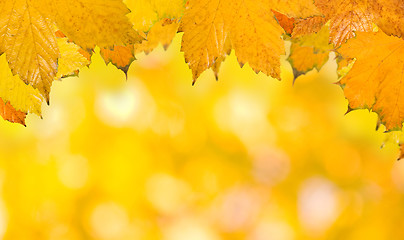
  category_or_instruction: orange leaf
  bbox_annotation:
[288,44,329,73]
[339,31,404,131]
[372,0,404,38]
[314,0,373,47]
[292,16,326,37]
[100,45,135,74]
[0,98,26,126]
[272,10,295,35]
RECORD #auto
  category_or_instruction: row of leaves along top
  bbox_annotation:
[0,0,403,134]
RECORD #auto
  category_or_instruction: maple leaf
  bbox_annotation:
[0,0,141,104]
[339,31,404,131]
[39,0,142,50]
[314,0,374,47]
[181,0,285,82]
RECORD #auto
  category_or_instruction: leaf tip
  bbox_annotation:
[292,68,303,83]
[344,105,353,115]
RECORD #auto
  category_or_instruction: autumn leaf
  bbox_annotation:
[39,0,142,50]
[288,25,332,77]
[56,38,91,79]
[134,18,180,54]
[100,45,135,74]
[181,0,285,82]
[101,0,184,72]
[0,98,26,126]
[289,45,329,76]
[292,16,327,37]
[339,31,404,131]
[0,0,142,106]
[272,0,322,18]
[0,55,43,117]
[314,0,374,47]
[371,0,404,38]
[0,0,59,101]
[273,10,295,35]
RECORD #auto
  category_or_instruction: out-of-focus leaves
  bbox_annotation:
[0,35,400,240]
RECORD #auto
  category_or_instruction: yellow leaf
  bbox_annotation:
[231,0,285,78]
[0,55,43,116]
[181,0,284,81]
[134,18,180,54]
[104,0,184,68]
[57,38,91,78]
[272,0,322,18]
[339,31,404,131]
[293,25,332,50]
[0,0,59,101]
[0,98,26,126]
[41,0,143,49]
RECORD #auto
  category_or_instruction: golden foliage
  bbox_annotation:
[0,0,59,100]
[292,16,327,37]
[0,0,403,146]
[339,31,404,130]
[180,0,284,81]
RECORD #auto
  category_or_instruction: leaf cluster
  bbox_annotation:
[1,0,404,143]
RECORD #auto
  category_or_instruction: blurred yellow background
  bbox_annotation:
[0,35,402,240]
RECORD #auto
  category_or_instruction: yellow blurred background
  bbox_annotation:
[0,35,402,240]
